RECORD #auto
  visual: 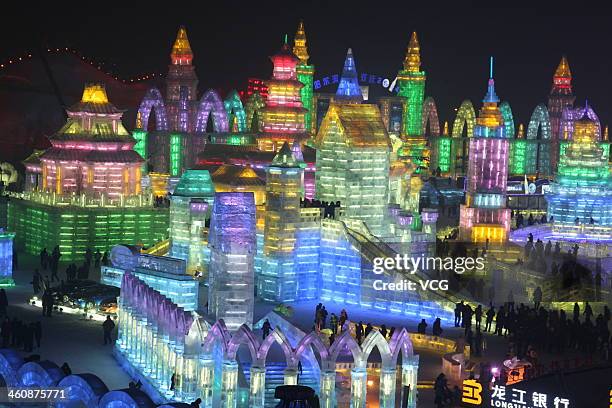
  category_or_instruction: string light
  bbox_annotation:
[0,47,161,83]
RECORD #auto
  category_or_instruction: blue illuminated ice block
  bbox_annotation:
[0,229,15,286]
[208,192,256,330]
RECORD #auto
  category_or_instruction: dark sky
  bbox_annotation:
[2,4,612,127]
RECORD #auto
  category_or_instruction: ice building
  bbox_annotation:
[208,192,257,330]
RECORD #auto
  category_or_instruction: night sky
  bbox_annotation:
[2,4,612,128]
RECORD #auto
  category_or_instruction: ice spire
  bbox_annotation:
[293,20,309,65]
[403,31,421,72]
[483,56,499,103]
[171,26,193,65]
[335,48,363,102]
[554,55,571,78]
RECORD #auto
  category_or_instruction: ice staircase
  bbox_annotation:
[240,361,319,407]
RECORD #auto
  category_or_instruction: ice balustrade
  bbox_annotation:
[116,272,419,407]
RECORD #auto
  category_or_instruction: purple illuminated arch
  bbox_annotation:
[294,331,330,365]
[138,88,169,131]
[257,328,295,367]
[201,320,231,355]
[329,331,363,367]
[226,324,260,362]
[389,328,415,363]
[422,97,440,137]
[195,89,229,133]
[360,330,393,369]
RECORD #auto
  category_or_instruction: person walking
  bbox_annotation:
[94,249,102,269]
[355,321,364,345]
[475,305,483,331]
[533,286,543,310]
[0,289,7,318]
[103,316,115,345]
[329,313,338,335]
[262,319,272,340]
[485,306,495,332]
[417,319,427,334]
[40,248,49,271]
[34,321,42,348]
[32,269,41,294]
[432,318,443,337]
[454,301,463,327]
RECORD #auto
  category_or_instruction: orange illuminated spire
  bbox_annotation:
[403,32,421,72]
[171,26,193,65]
[443,121,449,136]
[293,20,310,65]
[554,55,571,78]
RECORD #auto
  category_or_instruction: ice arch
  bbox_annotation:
[422,97,440,136]
[137,88,169,131]
[500,101,515,137]
[245,92,266,132]
[194,89,229,133]
[451,100,476,176]
[224,90,247,132]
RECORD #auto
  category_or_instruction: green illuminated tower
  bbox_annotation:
[397,32,428,170]
[293,20,315,135]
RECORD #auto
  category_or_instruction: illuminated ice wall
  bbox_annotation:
[208,192,256,330]
[170,170,216,272]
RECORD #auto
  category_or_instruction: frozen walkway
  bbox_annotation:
[5,253,131,390]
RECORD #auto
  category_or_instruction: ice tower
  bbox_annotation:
[548,56,575,172]
[170,170,215,273]
[459,58,511,243]
[259,142,318,302]
[546,105,612,240]
[166,26,198,131]
[316,59,391,236]
[208,192,256,330]
[293,21,315,134]
[259,37,308,151]
[397,32,428,171]
[335,48,363,102]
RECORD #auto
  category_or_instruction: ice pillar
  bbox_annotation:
[208,192,256,331]
[350,367,367,408]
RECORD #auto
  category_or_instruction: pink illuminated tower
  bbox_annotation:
[459,58,511,243]
[259,36,308,151]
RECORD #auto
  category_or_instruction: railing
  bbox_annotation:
[8,190,157,208]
